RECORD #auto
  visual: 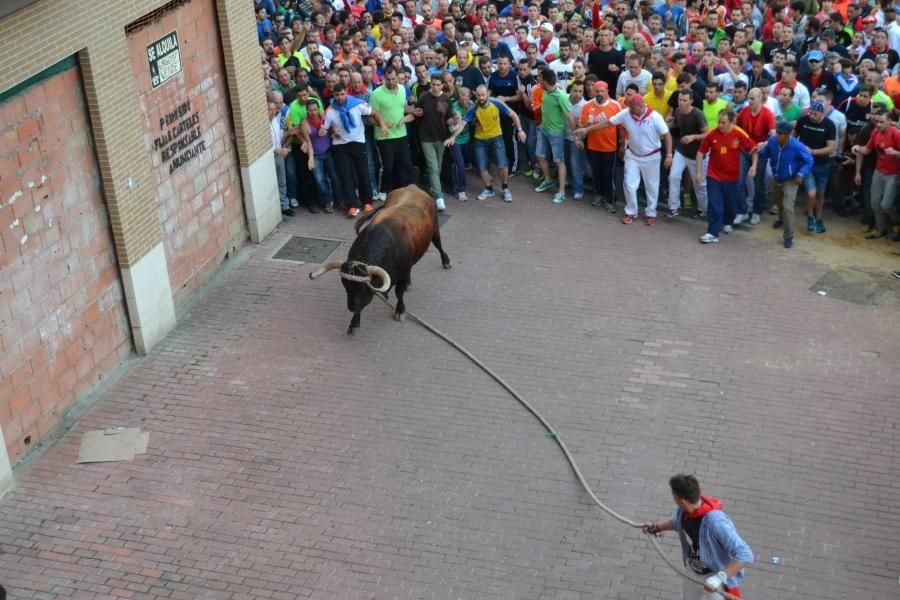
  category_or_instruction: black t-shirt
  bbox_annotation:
[587,48,624,92]
[672,107,707,156]
[681,512,713,575]
[513,74,536,117]
[839,97,870,132]
[668,89,703,112]
[488,69,519,100]
[860,48,900,70]
[457,65,484,94]
[416,92,452,142]
[795,115,837,164]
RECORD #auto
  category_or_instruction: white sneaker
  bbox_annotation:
[477,188,495,200]
[457,192,467,202]
[733,213,748,225]
[290,198,299,208]
[699,233,719,244]
[503,188,513,202]
[552,192,566,204]
[749,213,761,225]
[435,197,446,211]
[573,192,584,200]
[723,225,733,234]
[375,192,387,202]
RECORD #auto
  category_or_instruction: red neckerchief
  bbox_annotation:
[307,116,324,130]
[351,83,368,95]
[630,106,653,122]
[684,495,723,519]
[539,36,553,54]
[518,40,529,51]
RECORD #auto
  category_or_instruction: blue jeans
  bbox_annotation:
[706,177,740,237]
[564,139,585,196]
[312,153,338,205]
[451,141,471,193]
[801,161,833,195]
[739,151,767,215]
[536,128,565,163]
[285,146,298,202]
[473,136,507,172]
[365,126,380,196]
[275,153,289,210]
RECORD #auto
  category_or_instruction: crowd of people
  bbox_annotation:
[259,0,900,251]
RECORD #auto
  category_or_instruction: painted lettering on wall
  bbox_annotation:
[153,100,207,174]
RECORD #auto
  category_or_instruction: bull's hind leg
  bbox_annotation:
[394,272,410,321]
[432,230,451,269]
[348,311,361,334]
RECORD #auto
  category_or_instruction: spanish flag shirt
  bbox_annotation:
[699,127,756,182]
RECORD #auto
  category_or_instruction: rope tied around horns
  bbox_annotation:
[370,292,743,600]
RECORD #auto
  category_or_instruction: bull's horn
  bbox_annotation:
[309,261,343,280]
[366,266,391,292]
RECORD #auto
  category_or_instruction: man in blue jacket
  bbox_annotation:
[642,474,754,599]
[758,120,814,248]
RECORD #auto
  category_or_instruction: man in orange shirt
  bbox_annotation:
[575,81,622,212]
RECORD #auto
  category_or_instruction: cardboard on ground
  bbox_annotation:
[76,427,149,463]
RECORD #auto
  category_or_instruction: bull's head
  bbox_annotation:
[308,261,391,333]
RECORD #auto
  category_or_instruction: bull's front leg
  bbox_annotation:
[393,277,409,321]
[347,311,361,334]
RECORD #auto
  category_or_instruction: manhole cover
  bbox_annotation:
[272,236,342,263]
[438,213,451,227]
[811,269,892,305]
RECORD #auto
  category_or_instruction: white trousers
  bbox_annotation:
[682,579,727,600]
[623,149,661,217]
[669,151,708,212]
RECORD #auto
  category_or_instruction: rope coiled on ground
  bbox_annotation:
[373,292,741,600]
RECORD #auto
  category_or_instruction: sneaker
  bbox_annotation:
[573,192,584,200]
[750,213,761,225]
[363,203,375,213]
[509,170,520,177]
[723,225,733,234]
[477,188,495,200]
[807,215,816,231]
[733,213,748,225]
[861,224,875,233]
[891,271,900,280]
[347,207,360,218]
[784,238,793,248]
[503,188,513,203]
[694,209,707,219]
[552,192,566,204]
[699,233,719,244]
[323,203,334,214]
[281,208,295,217]
[769,205,779,215]
[535,180,555,193]
[622,214,637,224]
[457,192,467,202]
[645,216,656,226]
[523,169,534,178]
[531,170,542,180]
[773,219,783,229]
[307,204,321,213]
[815,218,826,233]
[290,198,299,208]
[591,195,605,207]
[606,202,617,214]
[435,197,446,211]
[667,208,681,218]
[865,231,887,239]
[375,192,387,202]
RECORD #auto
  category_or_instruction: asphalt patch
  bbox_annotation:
[272,236,342,264]
[811,269,892,305]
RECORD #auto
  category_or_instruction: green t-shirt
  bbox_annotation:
[702,98,728,129]
[776,103,803,124]
[451,100,474,144]
[872,90,895,111]
[369,84,408,141]
[286,97,324,145]
[540,88,572,135]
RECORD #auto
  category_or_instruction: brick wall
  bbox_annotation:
[127,0,246,305]
[0,66,133,462]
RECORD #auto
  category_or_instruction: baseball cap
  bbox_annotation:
[808,50,824,62]
[809,100,826,113]
[776,121,793,134]
[540,22,554,32]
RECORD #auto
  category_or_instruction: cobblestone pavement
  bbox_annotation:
[1,176,899,600]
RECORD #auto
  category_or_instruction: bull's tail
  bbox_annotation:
[354,205,385,235]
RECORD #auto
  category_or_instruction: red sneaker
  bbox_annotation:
[347,207,360,218]
[645,217,656,226]
[622,214,636,224]
[363,203,374,213]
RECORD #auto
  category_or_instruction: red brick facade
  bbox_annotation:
[0,65,133,462]
[127,0,246,306]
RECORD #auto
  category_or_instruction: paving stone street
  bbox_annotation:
[1,176,898,599]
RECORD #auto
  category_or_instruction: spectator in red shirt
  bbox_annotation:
[736,88,777,224]
[697,109,759,243]
[852,108,900,241]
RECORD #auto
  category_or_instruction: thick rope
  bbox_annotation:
[372,292,741,600]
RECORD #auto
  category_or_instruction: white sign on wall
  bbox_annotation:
[147,31,182,89]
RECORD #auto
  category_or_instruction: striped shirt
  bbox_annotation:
[670,509,754,589]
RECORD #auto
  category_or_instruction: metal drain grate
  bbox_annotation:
[811,269,891,305]
[272,236,342,264]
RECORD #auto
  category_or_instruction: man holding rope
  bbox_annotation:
[642,474,753,599]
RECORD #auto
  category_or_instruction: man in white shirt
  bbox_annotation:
[549,40,576,88]
[616,54,653,97]
[592,94,673,224]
